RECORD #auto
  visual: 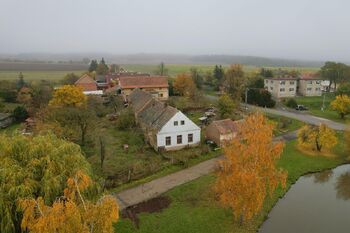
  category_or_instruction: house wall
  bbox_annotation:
[157,112,201,151]
[298,80,322,96]
[264,79,297,98]
[76,83,97,92]
[122,87,168,100]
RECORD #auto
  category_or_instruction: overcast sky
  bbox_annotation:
[1,0,350,61]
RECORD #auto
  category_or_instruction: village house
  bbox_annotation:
[205,119,241,147]
[264,76,297,98]
[75,74,97,92]
[298,74,322,96]
[115,76,169,101]
[0,113,14,129]
[129,89,200,151]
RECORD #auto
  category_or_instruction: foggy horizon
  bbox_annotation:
[2,0,350,62]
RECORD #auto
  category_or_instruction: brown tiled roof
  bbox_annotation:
[299,73,322,80]
[211,119,241,134]
[128,89,153,113]
[265,76,298,81]
[119,76,168,89]
[75,74,96,85]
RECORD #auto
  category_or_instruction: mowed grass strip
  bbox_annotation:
[115,134,348,233]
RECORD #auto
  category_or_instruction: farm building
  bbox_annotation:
[205,119,241,147]
[75,74,97,92]
[115,76,169,101]
[128,89,200,151]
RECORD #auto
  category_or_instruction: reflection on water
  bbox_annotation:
[259,164,350,233]
[336,172,350,200]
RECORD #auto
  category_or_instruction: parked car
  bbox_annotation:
[295,105,308,111]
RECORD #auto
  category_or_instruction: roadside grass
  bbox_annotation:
[0,70,85,81]
[115,134,348,233]
[293,93,349,123]
[265,113,304,136]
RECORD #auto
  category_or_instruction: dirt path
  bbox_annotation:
[114,131,298,210]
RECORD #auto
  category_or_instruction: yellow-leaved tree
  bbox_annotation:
[173,73,197,97]
[330,95,350,119]
[214,112,287,224]
[19,171,119,233]
[49,85,87,107]
[297,124,338,152]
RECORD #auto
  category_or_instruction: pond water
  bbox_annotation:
[259,164,350,233]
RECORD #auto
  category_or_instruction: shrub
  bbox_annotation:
[13,106,28,122]
[116,108,135,130]
[247,89,275,108]
[286,98,298,108]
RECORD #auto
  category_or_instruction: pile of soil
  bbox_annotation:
[121,196,171,228]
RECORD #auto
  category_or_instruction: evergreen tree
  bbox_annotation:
[96,58,109,75]
[88,60,98,72]
[16,72,26,90]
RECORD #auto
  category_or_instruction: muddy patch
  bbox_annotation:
[121,196,171,228]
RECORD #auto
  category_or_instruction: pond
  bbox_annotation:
[259,164,350,233]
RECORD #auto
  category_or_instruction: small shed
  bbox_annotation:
[205,119,241,147]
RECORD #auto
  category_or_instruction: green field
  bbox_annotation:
[0,70,86,81]
[0,64,319,81]
[115,135,348,233]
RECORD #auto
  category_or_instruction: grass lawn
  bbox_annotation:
[0,70,85,81]
[293,93,349,123]
[0,123,21,135]
[115,134,348,233]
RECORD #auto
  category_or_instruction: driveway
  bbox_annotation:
[114,132,298,210]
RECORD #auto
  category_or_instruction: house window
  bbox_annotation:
[165,136,171,146]
[174,121,178,126]
[280,88,285,92]
[289,88,294,92]
[188,134,193,143]
[177,135,182,144]
[181,120,185,125]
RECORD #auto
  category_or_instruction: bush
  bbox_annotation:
[0,90,17,103]
[247,89,275,108]
[13,106,28,122]
[286,98,298,108]
[116,108,135,130]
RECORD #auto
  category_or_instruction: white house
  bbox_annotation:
[128,89,201,151]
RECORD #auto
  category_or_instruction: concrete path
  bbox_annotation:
[114,132,298,210]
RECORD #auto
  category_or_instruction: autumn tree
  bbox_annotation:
[16,86,32,106]
[297,124,338,152]
[215,113,287,223]
[49,85,87,107]
[330,95,350,119]
[223,64,245,100]
[218,94,236,118]
[173,73,197,97]
[19,171,119,233]
[0,134,91,233]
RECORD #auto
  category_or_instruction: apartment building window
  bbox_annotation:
[265,80,268,84]
[289,88,295,92]
[181,120,185,125]
[280,81,286,85]
[174,121,178,126]
[188,134,193,143]
[307,88,312,92]
[307,81,313,84]
[290,81,295,85]
[316,81,321,84]
[165,136,171,146]
[177,135,182,144]
[270,80,274,84]
[280,88,285,92]
[316,88,321,91]
[270,87,273,90]
[159,93,163,97]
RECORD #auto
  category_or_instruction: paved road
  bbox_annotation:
[248,105,347,131]
[114,132,298,210]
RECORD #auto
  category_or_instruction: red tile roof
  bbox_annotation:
[299,73,322,80]
[211,119,241,134]
[118,76,168,89]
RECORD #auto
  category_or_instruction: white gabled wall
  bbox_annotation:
[157,111,201,150]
